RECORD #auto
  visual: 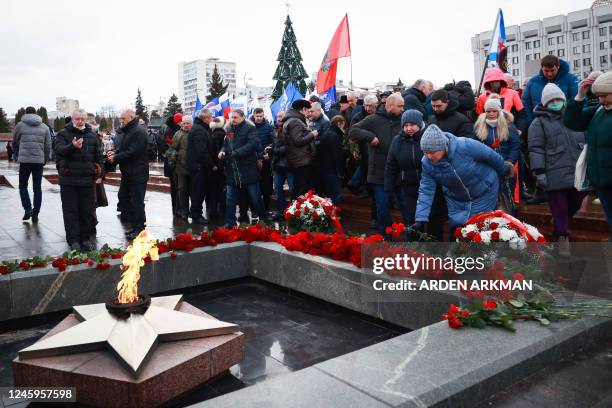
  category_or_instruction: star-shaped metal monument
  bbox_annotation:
[18,295,239,377]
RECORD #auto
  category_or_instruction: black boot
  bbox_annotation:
[22,210,33,221]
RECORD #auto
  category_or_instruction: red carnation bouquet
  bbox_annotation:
[284,190,343,234]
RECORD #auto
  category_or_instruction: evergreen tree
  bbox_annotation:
[163,94,183,118]
[207,65,229,102]
[99,117,108,131]
[36,107,49,124]
[0,108,9,133]
[271,15,309,99]
[15,107,26,124]
[135,88,149,123]
[150,110,161,120]
[53,117,65,132]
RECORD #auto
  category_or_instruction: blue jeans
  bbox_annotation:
[371,184,409,238]
[318,172,342,204]
[226,183,266,227]
[19,163,43,213]
[273,168,293,214]
[597,187,612,241]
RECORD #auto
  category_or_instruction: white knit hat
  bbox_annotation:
[592,71,612,95]
[484,96,502,112]
[541,83,566,106]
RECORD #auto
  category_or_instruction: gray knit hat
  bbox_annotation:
[484,96,502,112]
[541,83,566,106]
[401,109,424,129]
[421,125,448,152]
[592,71,612,95]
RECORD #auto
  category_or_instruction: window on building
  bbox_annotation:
[602,41,608,50]
[610,26,612,35]
[582,31,590,40]
[601,55,608,64]
[574,60,581,68]
[526,54,531,61]
[558,49,565,57]
[549,50,555,55]
[572,32,580,41]
[548,37,555,46]
[512,69,519,76]
[574,46,581,54]
[583,57,591,66]
[534,52,541,60]
[534,40,540,48]
[512,56,519,64]
[583,44,591,53]
[525,42,531,50]
[600,27,607,36]
[558,35,564,44]
[511,44,518,52]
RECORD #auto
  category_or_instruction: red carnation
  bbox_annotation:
[489,222,498,230]
[491,231,500,241]
[472,233,482,243]
[87,260,95,267]
[448,316,463,329]
[483,300,497,310]
[170,252,178,260]
[0,265,9,275]
[491,138,500,149]
[513,272,524,281]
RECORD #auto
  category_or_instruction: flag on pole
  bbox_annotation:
[316,14,351,94]
[192,95,203,119]
[319,86,337,111]
[487,9,506,70]
[270,82,304,121]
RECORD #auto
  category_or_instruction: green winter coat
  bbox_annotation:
[172,129,189,176]
[564,99,612,187]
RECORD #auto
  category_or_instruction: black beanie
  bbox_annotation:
[291,99,312,110]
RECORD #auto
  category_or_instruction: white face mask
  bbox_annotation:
[486,119,498,127]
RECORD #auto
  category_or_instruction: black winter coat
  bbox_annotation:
[314,125,344,175]
[272,128,289,169]
[223,121,260,186]
[55,123,104,187]
[113,118,149,184]
[384,130,423,193]
[283,108,316,168]
[349,107,402,185]
[186,117,214,174]
[428,99,474,137]
[444,81,476,120]
[402,88,428,119]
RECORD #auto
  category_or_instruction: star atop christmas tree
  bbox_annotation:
[272,15,308,100]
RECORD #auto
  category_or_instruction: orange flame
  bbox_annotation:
[117,229,159,304]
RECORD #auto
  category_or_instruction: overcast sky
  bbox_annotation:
[0,0,592,115]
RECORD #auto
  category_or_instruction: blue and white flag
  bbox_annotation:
[270,82,304,122]
[487,9,506,68]
[319,86,336,112]
[192,95,203,119]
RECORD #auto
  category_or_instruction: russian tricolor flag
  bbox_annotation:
[487,9,506,68]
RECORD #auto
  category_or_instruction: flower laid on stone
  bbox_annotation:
[454,210,546,249]
[284,190,343,234]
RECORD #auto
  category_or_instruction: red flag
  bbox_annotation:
[316,58,338,94]
[324,14,351,64]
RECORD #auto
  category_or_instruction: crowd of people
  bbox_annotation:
[9,54,612,252]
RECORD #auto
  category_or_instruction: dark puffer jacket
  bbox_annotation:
[314,125,344,174]
[252,119,275,156]
[529,105,585,191]
[186,117,214,174]
[55,123,104,186]
[223,121,260,186]
[384,130,424,193]
[113,118,149,184]
[283,108,316,168]
[402,87,427,119]
[349,105,402,185]
[428,98,474,137]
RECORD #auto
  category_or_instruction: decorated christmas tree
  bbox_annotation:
[272,15,308,99]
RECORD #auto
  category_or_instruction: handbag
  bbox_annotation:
[574,144,593,191]
[497,179,517,215]
[95,182,108,208]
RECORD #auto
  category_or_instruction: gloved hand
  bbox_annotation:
[503,161,516,179]
[536,174,547,189]
[409,222,425,232]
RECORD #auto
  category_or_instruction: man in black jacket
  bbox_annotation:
[349,93,404,236]
[107,109,149,240]
[219,109,266,228]
[55,109,105,251]
[428,90,474,137]
[402,79,432,120]
[186,109,215,224]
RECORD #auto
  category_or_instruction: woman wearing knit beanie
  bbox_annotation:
[528,83,586,256]
[412,125,513,239]
[473,94,521,164]
[564,71,612,241]
[384,110,446,240]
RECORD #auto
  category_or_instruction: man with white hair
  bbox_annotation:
[403,79,432,119]
[350,93,406,236]
[107,108,149,240]
[186,108,215,224]
[307,102,330,136]
[55,109,105,251]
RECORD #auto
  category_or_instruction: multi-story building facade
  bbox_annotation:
[472,1,612,89]
[55,97,79,115]
[177,58,237,114]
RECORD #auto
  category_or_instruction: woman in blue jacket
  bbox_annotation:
[412,125,513,234]
[473,95,521,164]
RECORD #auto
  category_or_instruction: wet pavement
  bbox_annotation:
[0,279,407,406]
